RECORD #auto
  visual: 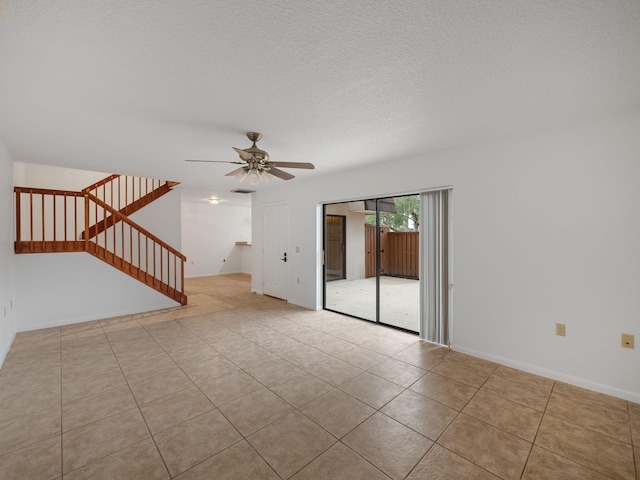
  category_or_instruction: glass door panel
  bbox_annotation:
[378,195,420,332]
[324,201,377,322]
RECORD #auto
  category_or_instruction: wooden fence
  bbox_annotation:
[365,224,419,279]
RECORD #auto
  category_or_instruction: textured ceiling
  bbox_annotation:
[1,1,639,205]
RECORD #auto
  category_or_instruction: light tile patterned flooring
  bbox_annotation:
[0,274,638,479]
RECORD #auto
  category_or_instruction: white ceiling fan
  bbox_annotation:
[186,132,315,185]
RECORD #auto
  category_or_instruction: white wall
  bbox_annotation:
[13,162,108,190]
[13,163,183,330]
[181,199,252,277]
[251,107,640,402]
[15,253,177,331]
[0,138,16,366]
[130,189,183,251]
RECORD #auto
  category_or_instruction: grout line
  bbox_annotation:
[7,277,636,479]
[101,318,173,478]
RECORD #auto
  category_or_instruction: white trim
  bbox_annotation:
[447,189,454,348]
[318,185,454,206]
[16,302,178,333]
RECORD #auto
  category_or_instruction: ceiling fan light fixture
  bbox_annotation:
[234,169,247,182]
[186,132,315,184]
[247,168,261,186]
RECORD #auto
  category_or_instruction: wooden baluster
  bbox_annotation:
[53,193,57,247]
[137,228,141,272]
[180,254,184,298]
[74,195,78,245]
[100,202,104,250]
[158,244,164,285]
[84,194,89,251]
[15,191,21,252]
[173,254,177,292]
[112,206,116,263]
[145,237,149,283]
[153,240,156,284]
[41,193,45,245]
[29,191,33,251]
[63,194,67,243]
[118,220,122,266]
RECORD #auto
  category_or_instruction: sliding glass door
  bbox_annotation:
[323,195,421,333]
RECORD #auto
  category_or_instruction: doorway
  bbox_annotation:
[325,215,346,281]
[263,203,288,300]
[323,190,451,343]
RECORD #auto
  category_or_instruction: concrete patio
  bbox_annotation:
[325,276,420,332]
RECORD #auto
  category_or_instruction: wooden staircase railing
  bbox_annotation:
[82,175,179,239]
[14,186,187,305]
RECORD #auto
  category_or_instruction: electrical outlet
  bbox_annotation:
[191,260,195,265]
[2,306,5,318]
[555,323,566,336]
[296,246,300,253]
[621,333,635,349]
[296,277,300,284]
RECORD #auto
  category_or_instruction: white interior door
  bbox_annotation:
[263,203,289,300]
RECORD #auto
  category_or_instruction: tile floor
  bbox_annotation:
[0,274,638,479]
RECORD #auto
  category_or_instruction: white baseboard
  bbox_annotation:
[0,331,16,369]
[453,345,640,404]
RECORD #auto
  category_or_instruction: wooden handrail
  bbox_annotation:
[82,174,120,193]
[15,187,84,197]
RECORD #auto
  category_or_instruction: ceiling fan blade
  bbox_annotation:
[225,167,247,177]
[232,147,255,161]
[185,159,244,164]
[270,161,315,169]
[268,167,295,180]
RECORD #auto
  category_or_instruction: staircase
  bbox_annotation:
[14,175,187,305]
[82,175,180,239]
